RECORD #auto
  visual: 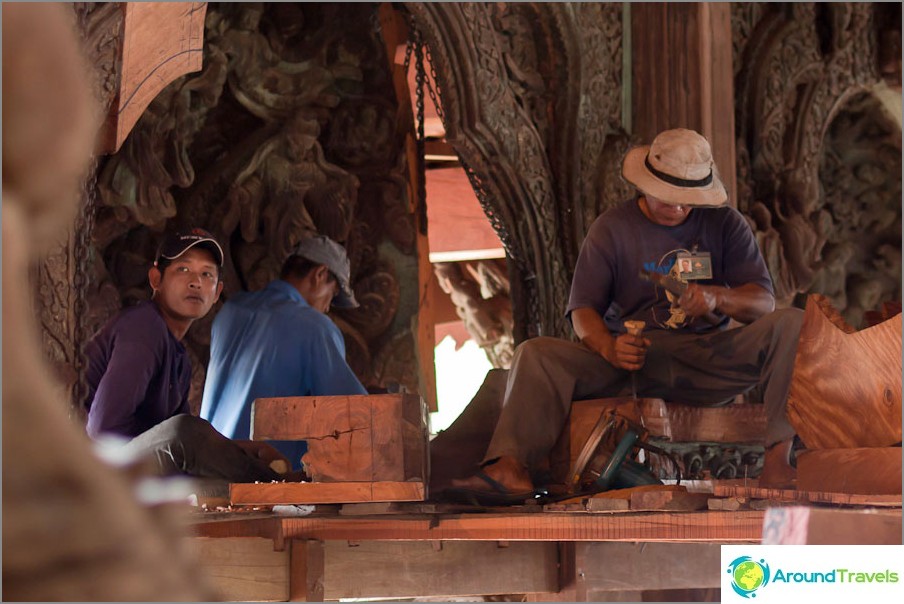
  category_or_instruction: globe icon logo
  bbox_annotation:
[727,556,770,598]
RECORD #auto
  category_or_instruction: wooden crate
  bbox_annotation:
[251,394,429,484]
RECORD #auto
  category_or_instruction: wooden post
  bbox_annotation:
[631,2,737,206]
[376,3,438,411]
[289,540,324,602]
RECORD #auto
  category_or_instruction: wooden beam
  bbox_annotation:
[323,540,558,599]
[230,481,426,505]
[796,448,903,495]
[195,511,766,542]
[574,542,723,592]
[761,506,903,545]
[190,537,289,602]
[377,3,438,411]
[631,3,736,205]
[713,483,902,507]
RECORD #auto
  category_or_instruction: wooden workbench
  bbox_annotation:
[187,495,901,601]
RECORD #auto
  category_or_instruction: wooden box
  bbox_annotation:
[251,394,429,484]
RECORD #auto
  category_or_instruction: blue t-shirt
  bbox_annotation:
[566,197,773,334]
[200,279,366,468]
[84,301,191,439]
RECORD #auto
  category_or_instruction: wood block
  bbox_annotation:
[323,540,558,599]
[230,481,425,505]
[787,295,902,449]
[189,537,288,602]
[761,506,903,545]
[797,448,902,495]
[630,489,710,511]
[251,394,429,483]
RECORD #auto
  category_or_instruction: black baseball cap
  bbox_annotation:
[154,228,224,267]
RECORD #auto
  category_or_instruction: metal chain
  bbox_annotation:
[71,6,101,419]
[71,158,100,419]
[408,20,429,236]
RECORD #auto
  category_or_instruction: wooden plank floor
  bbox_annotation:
[193,509,765,542]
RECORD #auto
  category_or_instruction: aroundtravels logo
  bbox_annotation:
[727,556,771,598]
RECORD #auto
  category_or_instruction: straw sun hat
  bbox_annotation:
[621,128,727,207]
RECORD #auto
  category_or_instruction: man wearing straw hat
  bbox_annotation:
[448,128,803,504]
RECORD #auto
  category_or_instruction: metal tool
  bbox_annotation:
[638,269,722,325]
[568,410,661,494]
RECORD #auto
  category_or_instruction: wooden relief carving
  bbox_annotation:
[406,3,627,342]
[733,3,901,323]
[434,260,514,369]
[71,3,418,413]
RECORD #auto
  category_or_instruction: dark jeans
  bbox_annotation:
[485,308,804,470]
[122,414,281,483]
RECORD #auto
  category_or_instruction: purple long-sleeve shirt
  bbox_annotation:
[84,301,191,439]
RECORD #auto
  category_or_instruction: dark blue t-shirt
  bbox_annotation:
[566,197,773,334]
[84,301,191,439]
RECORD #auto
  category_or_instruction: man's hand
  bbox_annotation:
[600,331,650,371]
[679,282,775,324]
[678,282,719,318]
[234,440,292,472]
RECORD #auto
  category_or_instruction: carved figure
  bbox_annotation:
[224,111,359,283]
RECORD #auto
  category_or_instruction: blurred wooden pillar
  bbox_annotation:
[631,2,737,207]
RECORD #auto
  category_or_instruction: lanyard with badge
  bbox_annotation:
[676,248,713,281]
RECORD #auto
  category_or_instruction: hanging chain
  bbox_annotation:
[406,19,429,236]
[71,6,101,419]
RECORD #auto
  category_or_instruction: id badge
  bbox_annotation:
[676,252,712,280]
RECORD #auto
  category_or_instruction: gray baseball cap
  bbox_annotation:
[292,235,358,308]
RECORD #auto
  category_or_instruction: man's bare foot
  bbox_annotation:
[759,439,797,489]
[450,455,534,494]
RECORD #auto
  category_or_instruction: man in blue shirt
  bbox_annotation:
[85,228,287,482]
[201,234,367,470]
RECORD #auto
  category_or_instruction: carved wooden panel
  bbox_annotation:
[75,3,420,413]
[406,3,628,342]
[733,3,901,323]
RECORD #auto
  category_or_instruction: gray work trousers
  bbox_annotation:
[121,414,281,483]
[485,308,804,470]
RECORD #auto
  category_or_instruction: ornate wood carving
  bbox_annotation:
[733,3,901,322]
[434,260,514,368]
[406,3,627,342]
[76,3,419,413]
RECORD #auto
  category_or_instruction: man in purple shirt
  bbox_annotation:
[84,228,286,482]
[448,129,804,503]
